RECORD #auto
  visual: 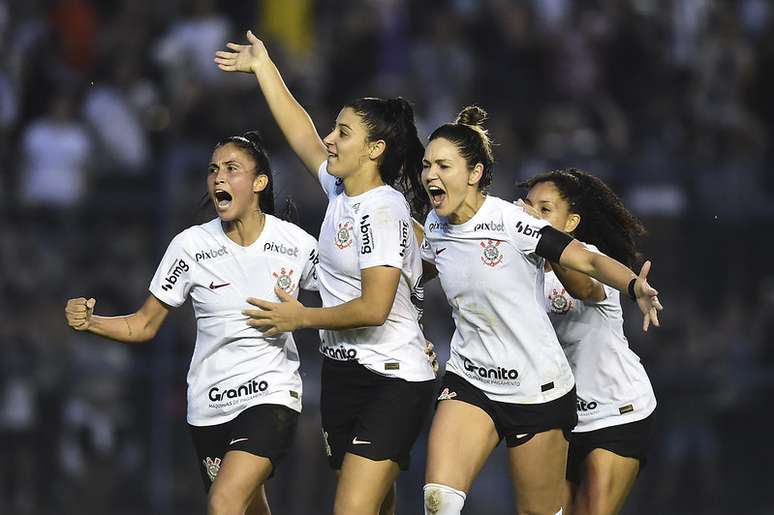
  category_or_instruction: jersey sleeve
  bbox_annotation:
[298,234,319,292]
[355,195,409,270]
[505,207,553,255]
[148,232,193,307]
[419,238,436,264]
[317,161,343,200]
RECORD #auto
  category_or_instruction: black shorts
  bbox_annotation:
[320,357,436,471]
[438,372,577,447]
[566,412,655,484]
[189,404,299,491]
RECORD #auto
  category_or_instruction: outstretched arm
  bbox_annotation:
[215,30,327,175]
[65,294,170,343]
[557,241,663,331]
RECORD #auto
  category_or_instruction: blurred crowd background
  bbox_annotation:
[2,0,773,514]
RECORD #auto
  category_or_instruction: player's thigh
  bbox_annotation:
[208,450,273,513]
[573,448,639,515]
[507,428,568,515]
[426,399,500,492]
[334,453,400,515]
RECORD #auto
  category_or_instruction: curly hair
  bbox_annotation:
[520,169,646,268]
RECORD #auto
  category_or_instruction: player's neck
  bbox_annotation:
[449,191,486,225]
[343,166,384,197]
[223,210,266,247]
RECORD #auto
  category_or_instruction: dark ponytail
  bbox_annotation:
[429,105,495,190]
[346,97,428,219]
[519,169,646,268]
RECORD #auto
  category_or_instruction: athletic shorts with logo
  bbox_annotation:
[437,372,577,447]
[189,404,298,490]
[320,357,435,470]
[566,411,655,484]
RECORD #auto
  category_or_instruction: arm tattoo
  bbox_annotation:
[124,317,133,337]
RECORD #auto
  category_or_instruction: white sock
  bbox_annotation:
[423,483,466,515]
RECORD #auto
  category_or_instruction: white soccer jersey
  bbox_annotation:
[149,215,318,426]
[315,161,434,382]
[544,244,657,432]
[422,195,575,404]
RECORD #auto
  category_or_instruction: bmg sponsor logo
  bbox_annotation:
[264,241,299,257]
[321,345,358,361]
[463,358,519,382]
[474,220,505,232]
[398,220,409,257]
[209,379,269,403]
[195,246,228,262]
[161,258,189,291]
[360,214,374,254]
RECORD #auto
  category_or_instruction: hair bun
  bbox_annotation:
[455,105,488,128]
[242,130,265,148]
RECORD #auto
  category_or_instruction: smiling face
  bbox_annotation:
[322,107,374,178]
[525,180,579,233]
[207,143,267,222]
[421,137,483,219]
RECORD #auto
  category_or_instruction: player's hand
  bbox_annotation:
[425,340,439,373]
[633,260,663,332]
[244,288,305,337]
[215,30,269,74]
[514,198,541,219]
[65,297,96,331]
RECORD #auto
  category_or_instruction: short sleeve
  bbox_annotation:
[355,196,408,270]
[299,236,319,292]
[149,232,193,307]
[505,207,552,255]
[317,161,343,199]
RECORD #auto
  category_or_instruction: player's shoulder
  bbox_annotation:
[169,219,220,248]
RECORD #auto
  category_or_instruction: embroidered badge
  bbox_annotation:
[548,288,573,314]
[203,457,222,482]
[438,388,458,401]
[480,240,504,267]
[273,267,297,295]
[335,221,354,249]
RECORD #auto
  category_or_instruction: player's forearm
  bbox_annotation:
[89,314,156,343]
[581,253,636,296]
[550,262,605,301]
[253,58,325,172]
[300,298,388,330]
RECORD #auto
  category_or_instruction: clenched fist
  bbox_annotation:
[65,297,96,331]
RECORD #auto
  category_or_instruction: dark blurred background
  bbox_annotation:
[1,0,773,514]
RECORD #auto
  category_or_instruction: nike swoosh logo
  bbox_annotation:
[436,248,447,255]
[229,437,248,445]
[515,433,529,439]
[351,437,372,445]
[209,282,230,289]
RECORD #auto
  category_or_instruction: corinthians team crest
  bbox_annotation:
[273,267,297,295]
[480,239,504,267]
[548,288,573,314]
[203,456,221,482]
[335,220,354,249]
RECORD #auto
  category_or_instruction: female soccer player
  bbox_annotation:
[522,169,657,515]
[215,32,435,515]
[65,132,318,515]
[418,106,662,515]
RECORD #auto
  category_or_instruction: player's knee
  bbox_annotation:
[333,492,379,515]
[423,483,466,515]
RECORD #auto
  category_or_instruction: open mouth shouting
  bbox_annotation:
[213,189,233,211]
[427,185,446,208]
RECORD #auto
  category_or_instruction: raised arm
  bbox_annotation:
[215,30,327,175]
[65,294,170,343]
[557,240,662,331]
